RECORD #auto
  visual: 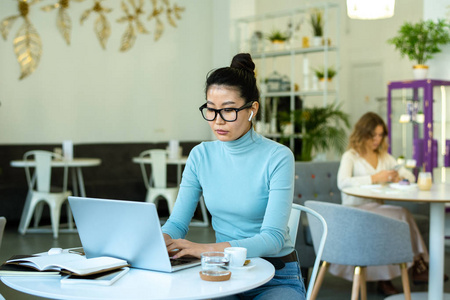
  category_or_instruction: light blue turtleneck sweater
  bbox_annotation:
[162,129,295,258]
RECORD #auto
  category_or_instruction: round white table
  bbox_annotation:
[343,183,450,300]
[11,158,101,198]
[1,258,275,300]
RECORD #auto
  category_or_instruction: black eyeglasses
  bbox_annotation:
[199,101,254,122]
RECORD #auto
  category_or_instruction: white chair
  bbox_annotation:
[0,217,6,250]
[19,150,72,239]
[0,216,5,300]
[140,149,180,213]
[288,203,328,300]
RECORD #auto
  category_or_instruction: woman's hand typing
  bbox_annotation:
[163,234,231,259]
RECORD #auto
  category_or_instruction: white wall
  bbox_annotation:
[425,0,450,79]
[1,0,448,146]
[0,0,215,144]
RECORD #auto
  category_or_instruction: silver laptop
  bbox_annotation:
[68,196,200,273]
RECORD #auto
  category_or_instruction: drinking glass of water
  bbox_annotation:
[201,252,230,277]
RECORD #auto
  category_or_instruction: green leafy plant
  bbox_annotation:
[387,19,450,65]
[266,29,289,42]
[310,9,323,37]
[313,66,336,80]
[294,104,350,161]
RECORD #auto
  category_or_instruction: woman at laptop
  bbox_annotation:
[162,53,305,299]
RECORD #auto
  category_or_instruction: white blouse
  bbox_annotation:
[337,149,416,206]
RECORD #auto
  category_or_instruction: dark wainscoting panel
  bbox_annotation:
[0,141,201,225]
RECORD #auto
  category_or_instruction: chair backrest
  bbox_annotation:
[23,150,68,193]
[288,204,327,300]
[305,200,413,267]
[139,149,168,189]
[0,217,6,250]
[294,161,341,205]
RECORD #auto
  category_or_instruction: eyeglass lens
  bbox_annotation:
[202,108,238,122]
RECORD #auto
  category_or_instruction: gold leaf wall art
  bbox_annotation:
[80,0,112,49]
[0,0,185,80]
[117,0,148,52]
[147,0,163,41]
[163,0,184,28]
[0,0,43,80]
[147,0,184,41]
[41,0,86,45]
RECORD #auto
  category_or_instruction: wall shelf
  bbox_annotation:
[235,2,341,157]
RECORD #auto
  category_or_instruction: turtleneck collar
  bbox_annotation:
[221,128,261,154]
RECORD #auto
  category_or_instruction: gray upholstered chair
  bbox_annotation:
[305,200,413,300]
[293,161,341,280]
[293,160,429,285]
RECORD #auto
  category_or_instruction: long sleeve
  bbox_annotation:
[337,150,372,190]
[338,149,416,206]
[227,146,294,257]
[162,129,295,258]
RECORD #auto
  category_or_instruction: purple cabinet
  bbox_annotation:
[387,79,450,172]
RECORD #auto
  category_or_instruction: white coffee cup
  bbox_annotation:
[224,247,247,268]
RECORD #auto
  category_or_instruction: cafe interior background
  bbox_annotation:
[0,0,449,298]
[0,1,450,226]
[0,0,448,144]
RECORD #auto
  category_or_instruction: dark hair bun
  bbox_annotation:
[230,53,255,74]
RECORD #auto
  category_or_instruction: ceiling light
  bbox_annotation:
[347,0,395,20]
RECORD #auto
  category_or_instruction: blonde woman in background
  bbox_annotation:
[334,112,430,296]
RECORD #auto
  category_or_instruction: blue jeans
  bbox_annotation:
[217,261,306,300]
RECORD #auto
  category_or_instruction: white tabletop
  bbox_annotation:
[343,182,450,203]
[1,258,274,300]
[11,158,101,168]
[133,156,188,165]
[343,183,450,300]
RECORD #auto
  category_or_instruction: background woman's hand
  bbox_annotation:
[371,170,399,184]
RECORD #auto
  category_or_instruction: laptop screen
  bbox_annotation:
[68,196,196,272]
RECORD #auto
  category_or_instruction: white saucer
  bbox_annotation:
[229,261,256,271]
[390,183,417,190]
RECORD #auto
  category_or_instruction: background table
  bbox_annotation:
[11,158,101,234]
[11,158,101,198]
[1,258,274,300]
[343,183,450,300]
[133,156,187,185]
[133,156,209,227]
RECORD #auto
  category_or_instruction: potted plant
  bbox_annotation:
[310,8,323,46]
[277,111,294,136]
[313,66,336,89]
[313,66,336,81]
[387,19,450,79]
[266,29,289,50]
[294,104,350,161]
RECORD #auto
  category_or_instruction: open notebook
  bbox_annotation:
[68,196,200,273]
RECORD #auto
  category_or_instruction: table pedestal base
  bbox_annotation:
[385,292,450,300]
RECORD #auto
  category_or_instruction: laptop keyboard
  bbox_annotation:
[170,256,200,266]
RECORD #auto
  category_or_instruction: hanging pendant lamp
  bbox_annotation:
[347,0,395,20]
